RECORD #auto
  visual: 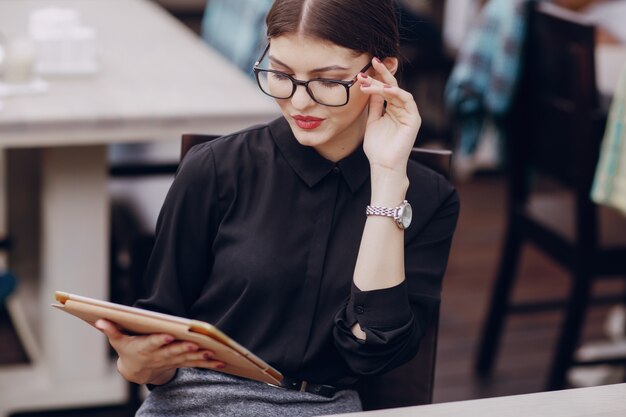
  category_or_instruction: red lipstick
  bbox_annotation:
[293,115,324,130]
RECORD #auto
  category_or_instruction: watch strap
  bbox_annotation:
[365,206,398,217]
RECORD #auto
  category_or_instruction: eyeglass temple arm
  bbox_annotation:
[253,43,271,68]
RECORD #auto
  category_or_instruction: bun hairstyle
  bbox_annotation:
[265,0,400,59]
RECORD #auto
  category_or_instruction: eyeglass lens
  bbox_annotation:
[256,70,348,106]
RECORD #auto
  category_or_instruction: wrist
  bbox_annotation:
[370,170,409,206]
[366,199,413,230]
[117,357,176,386]
[147,368,177,386]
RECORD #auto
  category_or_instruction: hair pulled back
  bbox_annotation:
[266,0,400,59]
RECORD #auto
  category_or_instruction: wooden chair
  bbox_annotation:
[475,2,626,390]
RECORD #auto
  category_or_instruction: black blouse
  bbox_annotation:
[135,117,459,387]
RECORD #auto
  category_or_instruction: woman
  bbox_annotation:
[97,0,459,415]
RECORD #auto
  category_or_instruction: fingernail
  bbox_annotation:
[374,57,382,64]
[216,363,225,369]
[203,352,213,360]
[164,336,174,343]
[360,72,368,79]
[383,84,392,89]
[361,82,371,88]
[187,344,198,351]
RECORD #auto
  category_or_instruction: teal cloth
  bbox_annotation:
[201,0,274,76]
[591,63,626,215]
[445,0,533,156]
[0,271,17,303]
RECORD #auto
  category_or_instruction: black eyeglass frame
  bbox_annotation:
[252,44,373,107]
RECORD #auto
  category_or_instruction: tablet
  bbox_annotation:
[52,291,283,386]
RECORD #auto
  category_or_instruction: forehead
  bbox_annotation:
[268,34,365,69]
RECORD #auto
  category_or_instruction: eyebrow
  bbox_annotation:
[268,55,350,73]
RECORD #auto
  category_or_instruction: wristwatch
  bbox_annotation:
[366,200,412,230]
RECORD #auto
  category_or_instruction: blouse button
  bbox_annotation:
[332,166,340,174]
[355,305,365,314]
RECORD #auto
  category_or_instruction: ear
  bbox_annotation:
[383,57,399,76]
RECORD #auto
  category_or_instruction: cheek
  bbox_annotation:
[335,91,369,121]
[274,99,291,117]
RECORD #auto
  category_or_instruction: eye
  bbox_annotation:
[317,80,342,89]
[270,72,292,81]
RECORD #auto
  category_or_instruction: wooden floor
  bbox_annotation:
[435,175,623,402]
[1,175,623,416]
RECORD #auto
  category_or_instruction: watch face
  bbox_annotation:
[400,202,412,229]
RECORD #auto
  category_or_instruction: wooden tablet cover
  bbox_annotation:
[53,291,282,386]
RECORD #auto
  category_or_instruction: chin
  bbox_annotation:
[293,131,329,148]
[289,122,331,147]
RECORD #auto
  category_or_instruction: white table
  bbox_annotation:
[328,383,626,417]
[0,0,277,414]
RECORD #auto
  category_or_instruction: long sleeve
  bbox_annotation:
[134,143,221,317]
[334,173,460,376]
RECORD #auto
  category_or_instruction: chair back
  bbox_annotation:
[179,133,451,409]
[506,2,606,246]
[510,3,603,194]
[411,148,452,179]
[181,133,221,161]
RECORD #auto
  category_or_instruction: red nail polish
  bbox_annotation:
[164,336,174,343]
[361,83,371,88]
[360,72,368,79]
[203,352,212,360]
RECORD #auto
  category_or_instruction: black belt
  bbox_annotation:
[278,376,340,398]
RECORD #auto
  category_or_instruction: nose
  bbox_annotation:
[290,84,315,110]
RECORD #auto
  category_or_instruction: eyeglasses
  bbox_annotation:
[252,44,372,107]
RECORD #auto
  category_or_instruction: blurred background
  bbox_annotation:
[1,0,625,416]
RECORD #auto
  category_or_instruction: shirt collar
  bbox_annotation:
[269,117,369,193]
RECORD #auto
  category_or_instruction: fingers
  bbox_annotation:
[370,57,398,87]
[94,320,226,372]
[171,349,225,369]
[151,345,225,370]
[154,341,200,359]
[95,319,125,341]
[95,319,177,354]
[359,57,416,112]
[359,74,417,117]
[184,359,226,370]
[367,90,385,124]
[145,334,177,350]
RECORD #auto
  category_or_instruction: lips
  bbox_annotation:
[293,115,324,130]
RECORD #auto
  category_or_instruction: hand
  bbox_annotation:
[358,57,421,174]
[95,319,225,385]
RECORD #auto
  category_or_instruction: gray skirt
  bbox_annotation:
[136,368,362,417]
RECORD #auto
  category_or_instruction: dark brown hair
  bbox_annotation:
[266,0,400,59]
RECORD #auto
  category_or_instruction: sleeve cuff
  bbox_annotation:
[348,280,413,328]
